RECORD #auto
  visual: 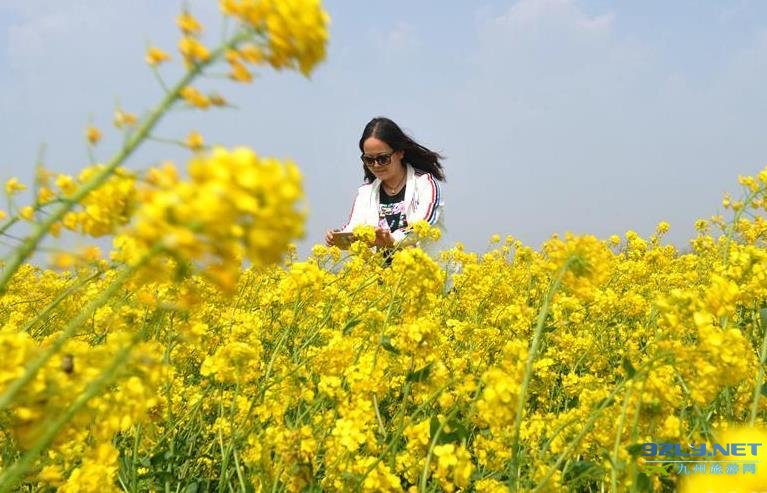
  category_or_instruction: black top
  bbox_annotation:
[378,185,408,233]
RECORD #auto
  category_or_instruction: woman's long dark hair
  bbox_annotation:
[358,117,445,183]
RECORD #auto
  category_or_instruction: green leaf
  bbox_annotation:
[600,449,615,468]
[436,419,470,444]
[625,443,643,457]
[450,419,470,441]
[563,461,605,482]
[635,472,652,492]
[640,463,670,477]
[185,483,199,493]
[380,335,400,355]
[430,416,440,440]
[406,362,433,383]
[622,356,636,379]
[342,319,360,336]
[149,450,171,467]
[594,397,615,409]
[760,382,767,398]
[340,471,362,482]
[173,260,191,282]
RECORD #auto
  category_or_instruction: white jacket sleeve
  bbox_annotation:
[391,173,443,243]
[340,187,366,233]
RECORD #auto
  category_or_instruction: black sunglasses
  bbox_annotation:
[361,152,394,167]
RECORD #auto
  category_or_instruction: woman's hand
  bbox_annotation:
[325,229,336,246]
[374,227,394,248]
[327,228,392,248]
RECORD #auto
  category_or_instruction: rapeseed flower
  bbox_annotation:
[145,46,171,66]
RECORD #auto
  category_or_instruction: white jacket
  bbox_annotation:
[340,163,446,257]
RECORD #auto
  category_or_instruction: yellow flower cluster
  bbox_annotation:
[3,164,767,492]
[432,443,474,492]
[0,317,163,491]
[112,147,305,290]
[176,11,209,67]
[0,3,327,488]
[4,1,767,488]
[476,339,528,428]
[220,0,330,76]
[60,165,136,237]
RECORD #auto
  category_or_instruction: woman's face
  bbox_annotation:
[362,137,405,181]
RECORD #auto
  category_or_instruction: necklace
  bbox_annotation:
[383,174,406,195]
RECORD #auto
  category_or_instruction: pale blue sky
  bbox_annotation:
[1,0,766,257]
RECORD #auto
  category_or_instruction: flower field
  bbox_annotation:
[1,1,767,492]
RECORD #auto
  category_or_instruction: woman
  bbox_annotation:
[325,117,446,257]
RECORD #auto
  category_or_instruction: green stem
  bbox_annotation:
[418,406,460,493]
[233,447,248,493]
[0,217,20,237]
[509,259,572,487]
[373,394,387,438]
[626,376,648,490]
[369,270,404,372]
[610,384,634,493]
[131,424,142,493]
